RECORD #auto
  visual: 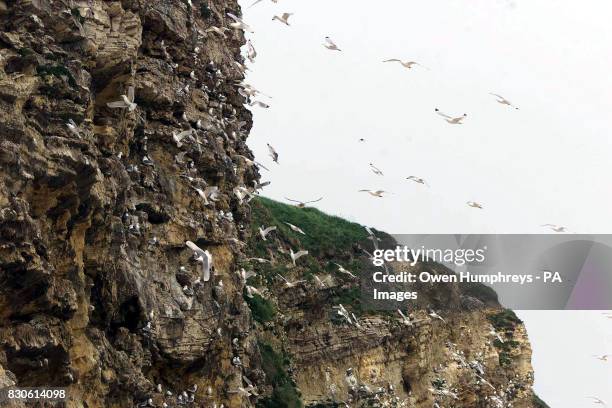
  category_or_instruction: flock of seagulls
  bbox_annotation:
[238,2,575,232]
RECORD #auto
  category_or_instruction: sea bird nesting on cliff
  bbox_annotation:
[186,241,213,281]
[467,201,483,209]
[490,93,519,109]
[406,176,429,186]
[276,273,305,288]
[435,108,467,124]
[382,59,427,70]
[172,129,194,148]
[107,86,137,111]
[369,163,384,176]
[285,197,323,208]
[66,119,83,138]
[227,12,254,33]
[259,225,277,240]
[541,224,568,233]
[359,190,389,198]
[272,13,293,26]
[334,263,357,279]
[246,285,264,298]
[290,248,309,265]
[284,222,306,235]
[323,36,341,51]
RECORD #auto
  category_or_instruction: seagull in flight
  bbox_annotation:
[185,241,213,282]
[467,201,483,209]
[227,12,254,33]
[249,100,270,109]
[290,248,309,265]
[267,143,279,163]
[587,396,606,405]
[382,59,427,70]
[272,13,293,26]
[246,39,257,63]
[259,225,277,240]
[490,93,519,109]
[369,163,383,176]
[359,190,389,198]
[276,273,305,288]
[593,355,609,362]
[285,197,322,208]
[284,222,305,235]
[323,36,341,51]
[435,108,467,124]
[205,26,229,39]
[334,263,357,279]
[541,224,568,233]
[107,86,137,111]
[406,176,428,186]
[249,0,279,8]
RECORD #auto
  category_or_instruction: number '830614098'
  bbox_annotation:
[3,388,67,401]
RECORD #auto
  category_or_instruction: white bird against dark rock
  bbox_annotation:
[247,257,272,264]
[284,222,305,235]
[259,225,277,240]
[435,108,466,124]
[246,39,257,62]
[406,176,429,186]
[173,129,194,148]
[488,327,504,343]
[467,201,483,209]
[323,36,341,51]
[239,268,257,281]
[541,224,568,233]
[107,86,137,111]
[272,13,293,26]
[335,304,353,324]
[267,143,279,163]
[490,93,519,109]
[186,241,212,282]
[227,13,254,33]
[205,26,229,38]
[383,59,426,70]
[359,190,389,198]
[249,100,269,109]
[314,275,329,288]
[397,309,413,326]
[276,273,305,288]
[290,248,308,266]
[237,155,269,171]
[246,285,265,298]
[369,163,383,176]
[66,119,82,138]
[334,263,357,279]
[429,310,446,323]
[475,374,496,390]
[285,197,323,208]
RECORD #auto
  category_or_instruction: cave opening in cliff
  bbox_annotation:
[111,295,143,335]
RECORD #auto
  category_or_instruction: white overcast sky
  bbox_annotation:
[238,0,612,405]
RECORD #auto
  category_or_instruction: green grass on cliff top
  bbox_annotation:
[250,196,371,257]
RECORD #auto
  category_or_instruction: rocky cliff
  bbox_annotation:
[0,1,542,407]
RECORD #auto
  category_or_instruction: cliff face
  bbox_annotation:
[0,1,258,406]
[0,2,539,407]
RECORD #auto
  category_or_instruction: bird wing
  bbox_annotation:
[186,240,205,257]
[294,250,308,259]
[304,197,323,204]
[248,0,264,7]
[383,59,401,63]
[282,13,292,19]
[284,197,302,204]
[107,101,127,108]
[276,273,289,283]
[325,37,337,46]
[128,86,135,103]
[227,12,241,22]
[435,110,452,119]
[263,226,277,234]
